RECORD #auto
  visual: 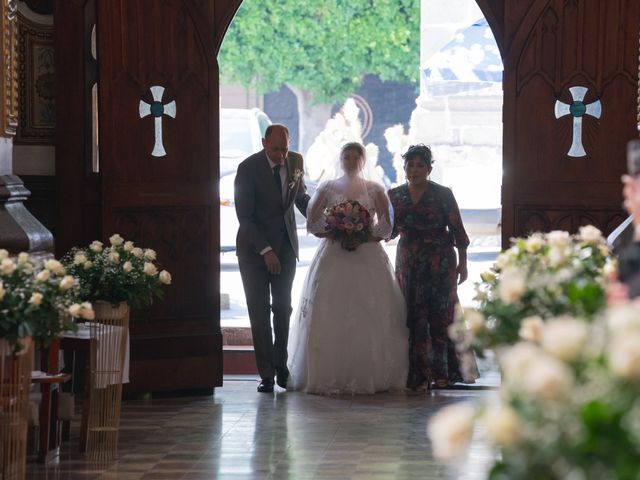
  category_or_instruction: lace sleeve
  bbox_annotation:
[370,184,394,240]
[306,181,331,235]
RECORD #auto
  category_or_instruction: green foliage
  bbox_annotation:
[218,0,420,103]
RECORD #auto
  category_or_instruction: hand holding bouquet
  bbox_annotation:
[325,200,371,251]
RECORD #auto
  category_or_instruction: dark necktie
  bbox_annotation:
[273,164,282,197]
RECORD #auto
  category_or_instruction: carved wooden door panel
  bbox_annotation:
[98,0,221,391]
[501,0,639,244]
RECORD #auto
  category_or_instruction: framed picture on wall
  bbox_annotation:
[15,14,54,145]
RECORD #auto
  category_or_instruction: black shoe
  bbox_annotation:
[276,368,289,389]
[257,378,274,393]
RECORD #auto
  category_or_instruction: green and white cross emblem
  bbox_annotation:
[138,86,177,157]
[554,86,601,157]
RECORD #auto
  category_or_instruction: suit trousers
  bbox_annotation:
[238,237,297,380]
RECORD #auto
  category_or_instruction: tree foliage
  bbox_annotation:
[218,0,420,104]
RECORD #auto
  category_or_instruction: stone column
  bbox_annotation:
[0,1,53,258]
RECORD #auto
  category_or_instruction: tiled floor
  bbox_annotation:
[27,380,496,480]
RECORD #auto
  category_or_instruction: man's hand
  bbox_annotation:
[263,250,281,275]
[457,264,468,285]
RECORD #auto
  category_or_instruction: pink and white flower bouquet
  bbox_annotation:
[324,200,371,251]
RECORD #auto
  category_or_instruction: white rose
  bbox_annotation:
[0,249,8,260]
[483,404,521,447]
[427,402,475,459]
[29,292,43,307]
[123,261,133,273]
[0,259,16,275]
[578,225,603,244]
[68,303,82,317]
[17,252,30,264]
[143,262,157,276]
[464,309,485,334]
[159,270,172,285]
[144,249,157,261]
[499,342,540,381]
[45,259,64,275]
[109,234,124,246]
[36,269,50,282]
[495,252,512,270]
[22,263,34,274]
[90,240,103,252]
[0,282,5,301]
[546,230,571,247]
[59,275,75,291]
[606,304,640,333]
[522,355,573,401]
[123,241,134,252]
[548,246,568,267]
[608,332,640,380]
[132,247,144,258]
[108,251,120,264]
[74,252,87,265]
[81,303,95,320]
[83,261,93,269]
[498,267,526,304]
[525,234,545,253]
[540,317,588,362]
[518,316,544,343]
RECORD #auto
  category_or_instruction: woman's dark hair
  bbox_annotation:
[402,144,433,166]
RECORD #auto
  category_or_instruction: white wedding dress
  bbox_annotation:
[287,177,409,394]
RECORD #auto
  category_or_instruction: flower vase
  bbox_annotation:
[86,301,129,462]
[0,337,33,480]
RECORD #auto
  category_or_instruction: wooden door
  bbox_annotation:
[501,0,638,244]
[97,0,221,391]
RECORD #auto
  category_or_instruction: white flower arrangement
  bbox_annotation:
[431,305,640,477]
[63,235,171,310]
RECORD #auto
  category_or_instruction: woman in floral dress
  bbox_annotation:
[388,144,476,391]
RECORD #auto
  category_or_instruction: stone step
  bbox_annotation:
[223,345,258,375]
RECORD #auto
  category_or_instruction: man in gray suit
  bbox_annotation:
[234,124,311,393]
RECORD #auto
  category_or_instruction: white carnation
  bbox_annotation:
[143,262,157,276]
[159,270,172,285]
[131,247,143,258]
[36,269,50,282]
[59,275,75,291]
[124,241,134,252]
[109,234,124,246]
[498,267,526,304]
[518,316,544,343]
[17,252,30,264]
[427,402,475,459]
[90,241,103,252]
[540,317,588,362]
[144,249,157,261]
[578,225,603,244]
[548,246,568,267]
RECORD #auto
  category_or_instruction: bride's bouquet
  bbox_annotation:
[325,200,371,251]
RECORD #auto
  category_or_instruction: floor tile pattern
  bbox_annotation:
[27,381,496,479]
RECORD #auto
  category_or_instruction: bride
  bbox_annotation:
[287,142,409,394]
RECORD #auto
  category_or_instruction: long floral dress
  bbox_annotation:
[388,181,471,388]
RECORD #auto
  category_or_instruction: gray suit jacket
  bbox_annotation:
[234,150,310,259]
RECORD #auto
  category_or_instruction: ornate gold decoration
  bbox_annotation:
[1,0,19,136]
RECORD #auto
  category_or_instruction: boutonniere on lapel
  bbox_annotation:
[288,168,303,189]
